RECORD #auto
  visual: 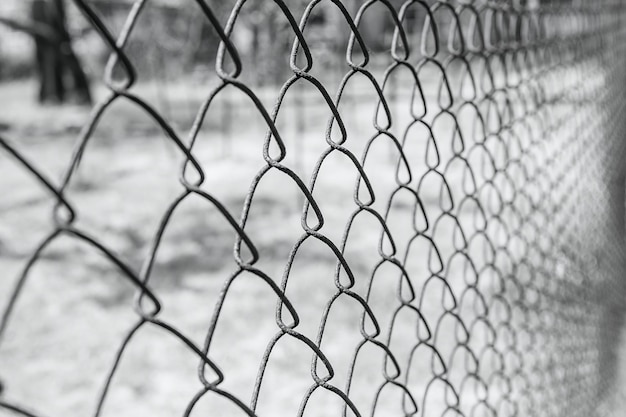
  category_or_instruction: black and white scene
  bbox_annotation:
[0,0,625,416]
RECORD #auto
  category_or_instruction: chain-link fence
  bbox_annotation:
[1,0,626,416]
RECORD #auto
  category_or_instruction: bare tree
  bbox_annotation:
[0,0,92,104]
[31,0,91,104]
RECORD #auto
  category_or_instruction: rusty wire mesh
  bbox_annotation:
[1,0,626,416]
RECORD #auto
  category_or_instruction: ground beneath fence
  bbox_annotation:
[0,81,465,417]
[1,80,625,417]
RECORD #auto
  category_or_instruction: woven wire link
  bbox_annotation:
[1,0,626,416]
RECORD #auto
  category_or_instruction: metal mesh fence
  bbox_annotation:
[1,0,626,416]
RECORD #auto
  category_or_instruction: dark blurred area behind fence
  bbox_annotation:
[1,0,626,416]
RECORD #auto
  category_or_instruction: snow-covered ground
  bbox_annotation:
[0,76,623,417]
[0,78,452,416]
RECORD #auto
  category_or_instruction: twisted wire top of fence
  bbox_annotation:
[1,0,626,416]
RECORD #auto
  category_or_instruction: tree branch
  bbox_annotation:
[0,17,61,44]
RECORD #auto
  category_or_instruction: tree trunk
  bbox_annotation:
[31,0,92,105]
[32,0,63,103]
